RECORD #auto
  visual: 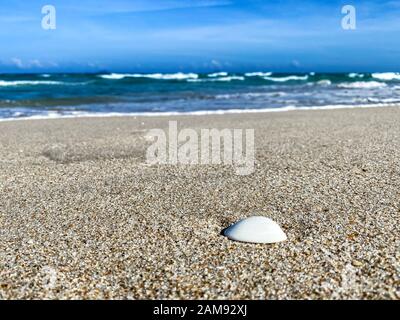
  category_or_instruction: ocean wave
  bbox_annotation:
[0,80,63,87]
[337,81,387,89]
[348,73,365,78]
[99,73,128,80]
[366,97,400,103]
[188,76,245,82]
[215,92,286,99]
[263,75,309,82]
[3,103,400,122]
[244,72,272,77]
[99,72,199,80]
[317,80,332,86]
[145,73,199,80]
[371,72,400,81]
[207,72,228,77]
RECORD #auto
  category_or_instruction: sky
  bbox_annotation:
[0,0,400,73]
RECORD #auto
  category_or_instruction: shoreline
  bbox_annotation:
[1,106,399,299]
[1,102,400,123]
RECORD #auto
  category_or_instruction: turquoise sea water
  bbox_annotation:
[0,72,400,119]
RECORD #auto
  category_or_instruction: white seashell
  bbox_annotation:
[223,216,287,244]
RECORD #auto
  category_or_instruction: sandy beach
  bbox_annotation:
[1,107,399,299]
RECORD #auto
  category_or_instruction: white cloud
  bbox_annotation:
[30,59,43,68]
[11,57,24,68]
[8,58,50,69]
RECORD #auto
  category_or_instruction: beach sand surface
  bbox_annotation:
[1,107,399,299]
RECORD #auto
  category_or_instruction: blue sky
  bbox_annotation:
[1,0,400,73]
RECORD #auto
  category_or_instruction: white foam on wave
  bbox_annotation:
[188,76,245,82]
[337,81,387,89]
[99,73,128,80]
[3,102,400,122]
[371,72,400,81]
[99,72,199,80]
[348,73,365,78]
[317,80,332,86]
[0,80,63,87]
[147,73,198,80]
[207,72,228,77]
[244,72,272,77]
[215,92,286,99]
[263,75,309,82]
[366,97,400,103]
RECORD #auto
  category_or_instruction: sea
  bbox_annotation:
[0,71,400,120]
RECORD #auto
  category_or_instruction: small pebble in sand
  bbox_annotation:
[224,216,287,244]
